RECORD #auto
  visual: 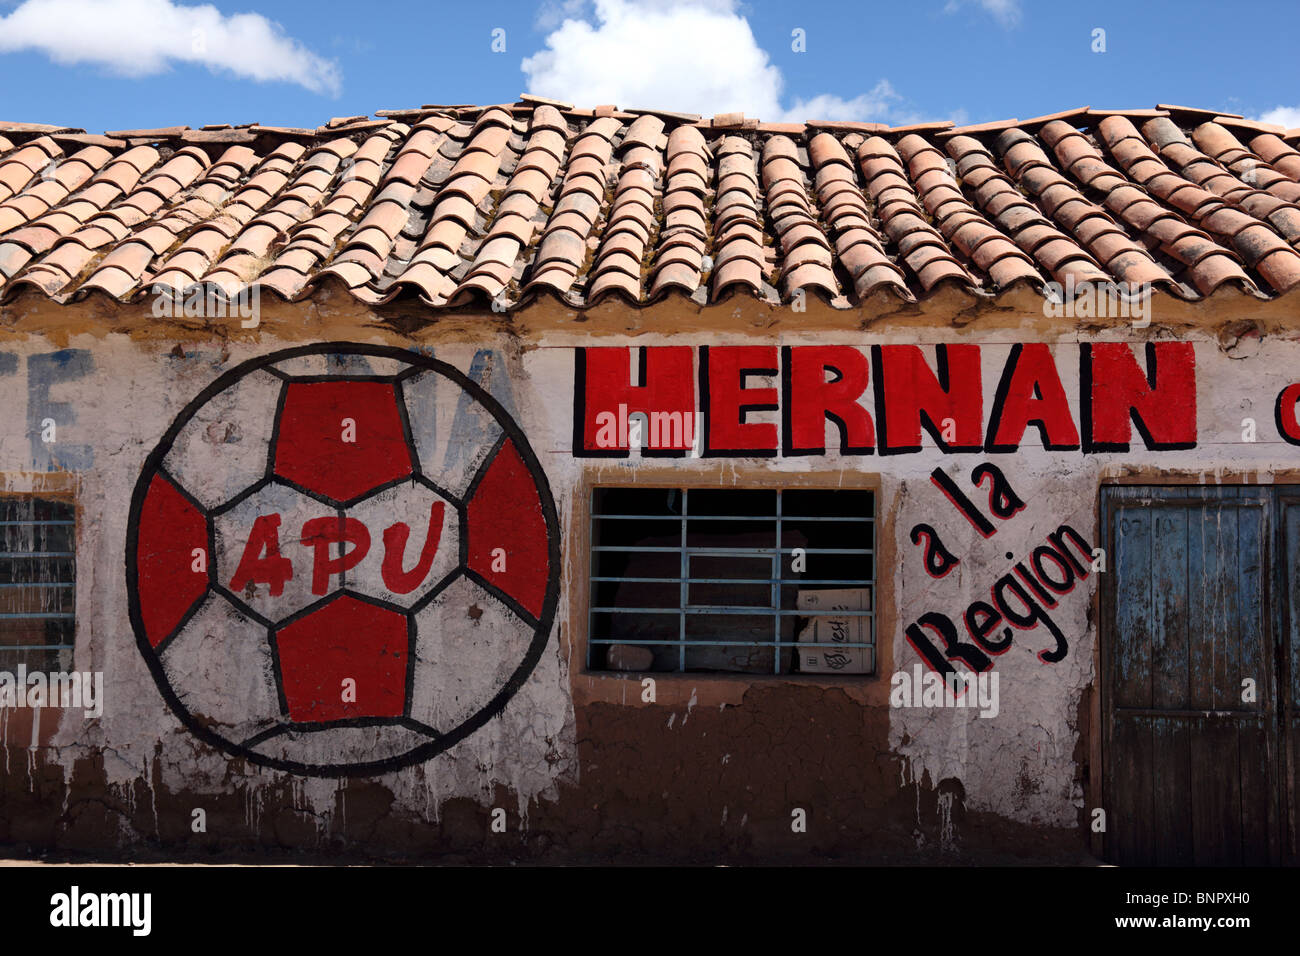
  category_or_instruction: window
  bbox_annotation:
[0,495,75,673]
[587,487,874,675]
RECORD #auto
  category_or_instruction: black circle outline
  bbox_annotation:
[126,342,561,778]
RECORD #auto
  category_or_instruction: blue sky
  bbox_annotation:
[0,0,1297,133]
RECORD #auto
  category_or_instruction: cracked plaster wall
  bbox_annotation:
[0,317,1291,855]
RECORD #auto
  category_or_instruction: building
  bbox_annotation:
[0,99,1297,864]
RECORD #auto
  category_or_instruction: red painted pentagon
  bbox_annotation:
[273,595,408,722]
[273,380,413,502]
[136,473,209,647]
[466,439,549,618]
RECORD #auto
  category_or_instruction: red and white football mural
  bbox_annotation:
[126,344,560,776]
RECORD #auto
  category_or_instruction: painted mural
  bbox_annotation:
[125,343,561,776]
[2,325,1298,853]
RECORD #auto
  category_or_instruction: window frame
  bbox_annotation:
[0,480,78,676]
[567,466,887,687]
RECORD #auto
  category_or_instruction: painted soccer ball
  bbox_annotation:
[127,344,558,775]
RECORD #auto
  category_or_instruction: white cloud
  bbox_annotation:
[521,0,919,123]
[785,83,900,123]
[535,0,591,32]
[0,0,341,95]
[1256,106,1300,129]
[943,0,1021,28]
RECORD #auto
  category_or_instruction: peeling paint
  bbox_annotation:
[0,316,1294,860]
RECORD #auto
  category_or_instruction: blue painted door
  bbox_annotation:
[1279,495,1300,861]
[1102,485,1282,865]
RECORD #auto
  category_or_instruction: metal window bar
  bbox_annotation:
[588,488,874,675]
[772,491,781,675]
[0,497,76,671]
[679,492,688,672]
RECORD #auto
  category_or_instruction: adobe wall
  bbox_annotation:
[0,288,1294,862]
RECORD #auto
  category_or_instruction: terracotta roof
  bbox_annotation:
[0,102,1299,312]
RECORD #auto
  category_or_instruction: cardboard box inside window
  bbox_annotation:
[796,588,872,674]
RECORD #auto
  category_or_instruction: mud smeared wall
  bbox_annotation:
[0,293,1295,861]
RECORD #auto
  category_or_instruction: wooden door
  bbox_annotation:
[1278,493,1300,860]
[1101,485,1282,865]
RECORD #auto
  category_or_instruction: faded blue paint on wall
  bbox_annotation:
[26,350,93,471]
